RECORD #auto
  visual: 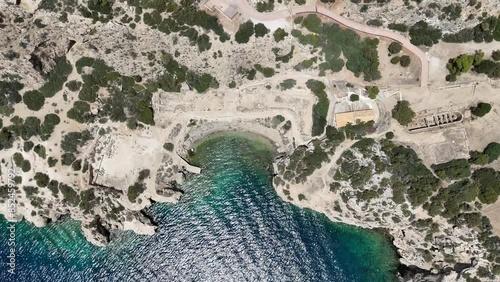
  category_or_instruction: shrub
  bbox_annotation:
[306,80,329,136]
[400,55,411,67]
[390,56,400,64]
[59,183,80,206]
[33,144,46,159]
[280,79,296,90]
[254,23,269,37]
[447,51,484,77]
[367,19,383,27]
[254,64,275,77]
[39,56,72,97]
[0,79,24,116]
[34,172,49,187]
[21,160,31,172]
[128,182,146,203]
[484,142,500,163]
[471,102,491,117]
[48,157,58,167]
[493,50,500,61]
[472,168,500,204]
[409,20,442,47]
[388,42,402,54]
[235,21,254,44]
[431,159,471,180]
[273,28,288,42]
[138,169,150,181]
[163,142,174,152]
[385,132,394,139]
[366,86,379,99]
[350,94,359,101]
[23,90,45,111]
[474,59,500,79]
[24,141,34,152]
[388,23,408,32]
[392,100,415,126]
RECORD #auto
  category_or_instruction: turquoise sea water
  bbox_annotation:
[0,134,398,281]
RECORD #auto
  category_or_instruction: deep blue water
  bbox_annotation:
[0,134,398,281]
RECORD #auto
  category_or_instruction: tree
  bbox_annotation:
[254,23,269,37]
[431,159,471,180]
[409,20,442,47]
[472,168,500,204]
[366,86,379,99]
[392,100,415,126]
[400,55,411,67]
[23,90,45,111]
[484,142,500,163]
[273,28,288,42]
[493,50,500,61]
[471,102,492,117]
[385,132,394,139]
[390,56,400,64]
[388,42,402,54]
[350,94,359,101]
[447,51,484,77]
[235,21,254,44]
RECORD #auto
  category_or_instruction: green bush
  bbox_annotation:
[163,142,174,151]
[280,79,296,90]
[493,50,500,61]
[431,159,471,180]
[59,183,80,206]
[0,79,23,116]
[39,56,72,97]
[350,94,359,101]
[388,42,402,54]
[447,51,484,78]
[23,90,45,111]
[34,144,46,159]
[34,172,49,187]
[471,102,491,117]
[128,182,146,203]
[67,101,92,123]
[474,59,500,79]
[254,64,275,77]
[235,21,254,44]
[409,20,442,47]
[388,23,408,32]
[392,100,415,126]
[484,142,500,163]
[306,80,329,136]
[21,160,31,172]
[254,23,269,37]
[24,141,34,152]
[385,132,394,139]
[366,19,383,27]
[400,55,411,67]
[390,56,400,64]
[256,0,274,12]
[273,28,288,42]
[472,168,500,204]
[366,86,379,99]
[469,150,489,166]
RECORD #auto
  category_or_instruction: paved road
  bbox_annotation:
[209,0,429,88]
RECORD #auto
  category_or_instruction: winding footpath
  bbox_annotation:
[208,0,429,88]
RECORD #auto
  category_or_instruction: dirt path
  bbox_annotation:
[208,0,429,88]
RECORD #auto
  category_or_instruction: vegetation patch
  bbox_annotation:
[392,100,415,126]
[306,79,329,136]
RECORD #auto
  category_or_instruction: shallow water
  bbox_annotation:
[0,134,398,281]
